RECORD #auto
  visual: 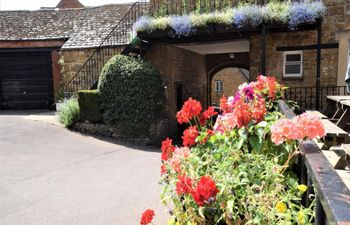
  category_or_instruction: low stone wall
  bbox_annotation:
[73,118,169,145]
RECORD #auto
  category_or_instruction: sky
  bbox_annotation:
[0,0,135,10]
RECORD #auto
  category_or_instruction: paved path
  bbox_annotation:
[0,111,169,225]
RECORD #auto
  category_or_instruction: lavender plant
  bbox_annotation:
[170,15,196,37]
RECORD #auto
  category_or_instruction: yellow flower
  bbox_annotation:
[187,222,197,225]
[297,211,305,224]
[167,219,176,225]
[297,185,308,193]
[275,201,287,213]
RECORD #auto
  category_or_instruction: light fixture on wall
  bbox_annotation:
[229,53,235,59]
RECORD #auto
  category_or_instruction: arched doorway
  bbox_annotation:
[210,67,249,106]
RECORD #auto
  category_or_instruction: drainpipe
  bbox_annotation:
[261,0,267,76]
[316,19,322,110]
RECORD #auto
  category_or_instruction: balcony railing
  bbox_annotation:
[284,86,349,112]
[149,0,264,15]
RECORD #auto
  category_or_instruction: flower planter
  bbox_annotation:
[213,24,234,34]
[137,28,172,40]
[195,24,215,36]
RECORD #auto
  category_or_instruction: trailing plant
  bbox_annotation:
[98,55,165,137]
[140,75,326,224]
[205,9,233,26]
[58,98,80,128]
[262,1,290,24]
[134,1,326,36]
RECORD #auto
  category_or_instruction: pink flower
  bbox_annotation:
[271,112,325,145]
[214,113,238,133]
[168,147,190,173]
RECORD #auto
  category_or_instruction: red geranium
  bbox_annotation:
[160,164,167,175]
[219,96,231,113]
[233,98,251,128]
[251,98,266,123]
[161,138,175,161]
[254,75,279,99]
[200,106,218,125]
[182,126,199,147]
[176,174,193,196]
[176,98,202,124]
[140,209,155,225]
[201,129,214,144]
[191,176,219,206]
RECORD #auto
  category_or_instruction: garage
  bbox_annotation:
[0,50,54,110]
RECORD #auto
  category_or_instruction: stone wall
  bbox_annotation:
[211,67,248,106]
[59,47,124,98]
[60,48,96,86]
[249,0,350,88]
[145,43,207,137]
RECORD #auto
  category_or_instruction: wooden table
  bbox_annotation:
[335,100,350,129]
[323,96,350,120]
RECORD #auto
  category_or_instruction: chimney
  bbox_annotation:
[56,0,84,9]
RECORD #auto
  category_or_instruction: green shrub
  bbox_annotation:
[77,90,103,123]
[58,98,80,128]
[98,55,165,137]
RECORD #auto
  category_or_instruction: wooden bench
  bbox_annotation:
[306,110,328,119]
[317,119,350,149]
[322,149,348,170]
[335,170,350,190]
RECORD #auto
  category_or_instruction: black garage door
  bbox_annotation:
[0,50,54,110]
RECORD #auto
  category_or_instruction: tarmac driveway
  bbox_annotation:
[0,111,168,225]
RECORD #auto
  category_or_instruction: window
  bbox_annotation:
[283,51,303,78]
[215,80,224,93]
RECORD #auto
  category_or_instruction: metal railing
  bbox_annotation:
[278,100,350,225]
[64,1,149,98]
[285,86,349,112]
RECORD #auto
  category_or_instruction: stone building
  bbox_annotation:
[0,0,129,109]
[134,0,350,136]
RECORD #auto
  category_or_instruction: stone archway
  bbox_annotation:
[210,67,249,106]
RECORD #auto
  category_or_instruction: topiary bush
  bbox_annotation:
[58,98,80,128]
[98,55,165,137]
[77,90,103,123]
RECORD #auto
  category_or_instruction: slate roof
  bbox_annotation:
[0,4,132,49]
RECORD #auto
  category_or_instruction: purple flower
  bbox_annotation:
[232,5,263,29]
[288,1,326,29]
[133,16,152,32]
[231,92,241,105]
[243,85,255,101]
[170,15,196,37]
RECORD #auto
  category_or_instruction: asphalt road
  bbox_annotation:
[0,111,169,225]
